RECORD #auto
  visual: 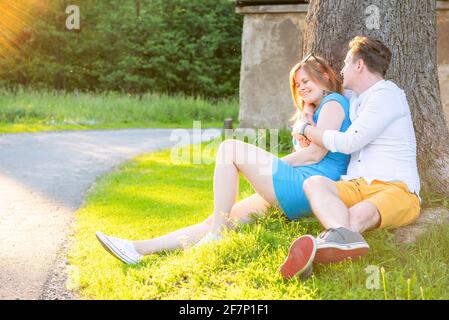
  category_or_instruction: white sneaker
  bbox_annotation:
[95,231,143,265]
[194,232,223,247]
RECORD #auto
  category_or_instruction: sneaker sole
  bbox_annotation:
[314,245,369,264]
[280,235,316,279]
[95,232,138,265]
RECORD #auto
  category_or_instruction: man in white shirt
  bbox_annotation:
[280,36,421,279]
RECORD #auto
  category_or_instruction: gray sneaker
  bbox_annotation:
[314,227,369,264]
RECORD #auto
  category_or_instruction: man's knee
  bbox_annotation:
[303,176,335,198]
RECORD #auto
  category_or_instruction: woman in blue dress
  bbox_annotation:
[95,55,352,265]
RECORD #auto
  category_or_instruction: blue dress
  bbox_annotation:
[272,92,351,220]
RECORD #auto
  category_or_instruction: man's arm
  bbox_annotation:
[302,90,404,154]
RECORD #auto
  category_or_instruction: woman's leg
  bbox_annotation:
[133,193,272,255]
[133,139,278,255]
[210,139,278,233]
[133,215,214,255]
[228,193,272,225]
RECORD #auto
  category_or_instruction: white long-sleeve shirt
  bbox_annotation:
[322,80,421,196]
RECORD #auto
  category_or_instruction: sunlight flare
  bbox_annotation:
[0,0,42,65]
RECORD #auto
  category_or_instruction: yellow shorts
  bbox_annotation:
[335,178,421,229]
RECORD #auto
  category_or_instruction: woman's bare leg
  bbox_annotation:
[133,139,278,255]
[133,193,272,255]
[211,139,278,233]
[228,193,272,225]
[133,215,214,255]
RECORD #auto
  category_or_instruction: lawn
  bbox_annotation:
[68,138,449,300]
[0,88,239,133]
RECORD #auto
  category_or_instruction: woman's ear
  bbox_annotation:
[356,59,364,72]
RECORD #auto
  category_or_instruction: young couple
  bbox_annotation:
[96,36,421,279]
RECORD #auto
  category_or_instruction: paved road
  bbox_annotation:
[0,128,221,300]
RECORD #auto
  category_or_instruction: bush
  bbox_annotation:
[0,0,242,100]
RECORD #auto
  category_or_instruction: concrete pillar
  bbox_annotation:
[236,4,307,129]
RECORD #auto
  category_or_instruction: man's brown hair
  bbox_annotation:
[349,36,392,77]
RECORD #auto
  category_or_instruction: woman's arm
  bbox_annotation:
[281,142,326,166]
[283,100,346,167]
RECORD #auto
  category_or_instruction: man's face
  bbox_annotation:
[340,51,358,90]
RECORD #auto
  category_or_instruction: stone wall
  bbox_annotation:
[237,2,449,130]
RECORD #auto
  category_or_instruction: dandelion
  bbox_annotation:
[407,278,411,300]
[381,267,387,300]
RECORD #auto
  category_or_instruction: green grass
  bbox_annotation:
[0,88,239,133]
[69,139,449,300]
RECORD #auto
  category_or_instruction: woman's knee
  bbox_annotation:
[219,139,243,151]
[219,139,257,166]
[217,139,242,162]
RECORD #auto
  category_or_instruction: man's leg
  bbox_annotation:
[301,176,370,264]
[304,177,383,233]
[351,181,421,231]
[348,201,381,233]
[280,177,368,278]
[302,176,351,229]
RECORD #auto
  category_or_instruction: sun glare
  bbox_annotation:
[0,0,42,65]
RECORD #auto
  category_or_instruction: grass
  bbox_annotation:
[0,88,239,133]
[68,138,449,300]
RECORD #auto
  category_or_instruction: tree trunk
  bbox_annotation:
[303,0,449,196]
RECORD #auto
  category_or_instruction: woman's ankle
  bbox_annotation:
[132,241,148,256]
[212,211,232,233]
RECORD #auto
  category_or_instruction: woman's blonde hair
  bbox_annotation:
[289,55,343,123]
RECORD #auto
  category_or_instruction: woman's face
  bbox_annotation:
[294,68,323,105]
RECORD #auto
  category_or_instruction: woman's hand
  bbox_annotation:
[292,131,311,149]
[301,103,316,126]
[298,135,311,148]
[291,104,315,149]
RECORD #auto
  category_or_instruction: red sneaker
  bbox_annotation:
[280,235,316,279]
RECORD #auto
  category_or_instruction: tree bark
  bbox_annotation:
[303,0,449,196]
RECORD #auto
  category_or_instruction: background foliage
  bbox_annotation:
[0,0,242,100]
